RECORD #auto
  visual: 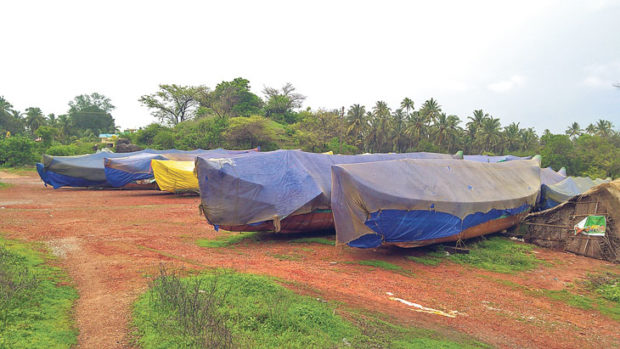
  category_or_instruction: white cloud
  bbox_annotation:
[487,75,526,93]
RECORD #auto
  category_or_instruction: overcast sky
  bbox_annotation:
[2,0,619,133]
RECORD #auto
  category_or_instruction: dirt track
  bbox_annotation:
[0,171,618,348]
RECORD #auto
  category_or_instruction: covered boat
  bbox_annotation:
[540,176,610,210]
[331,158,541,248]
[151,159,199,193]
[195,150,457,233]
[104,148,258,187]
[37,150,152,188]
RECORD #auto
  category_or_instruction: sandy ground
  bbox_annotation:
[0,171,618,348]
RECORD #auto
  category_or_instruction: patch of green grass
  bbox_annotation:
[133,269,486,348]
[267,252,304,261]
[0,166,36,174]
[196,231,259,248]
[0,181,11,189]
[355,259,413,276]
[0,236,78,348]
[533,288,620,321]
[289,237,335,246]
[448,237,540,274]
[585,272,620,303]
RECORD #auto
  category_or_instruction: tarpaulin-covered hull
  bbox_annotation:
[151,159,199,193]
[104,148,259,188]
[195,150,457,233]
[331,158,541,248]
[218,211,334,233]
[37,150,152,188]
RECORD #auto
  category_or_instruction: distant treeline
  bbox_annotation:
[1,77,618,178]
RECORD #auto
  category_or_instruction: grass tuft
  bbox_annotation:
[0,181,11,189]
[289,237,335,246]
[0,236,78,348]
[197,231,258,248]
[133,268,486,348]
[448,236,540,274]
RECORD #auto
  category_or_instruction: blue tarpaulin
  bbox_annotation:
[195,150,456,231]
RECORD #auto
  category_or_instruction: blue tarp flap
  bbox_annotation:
[195,150,456,229]
[104,148,259,187]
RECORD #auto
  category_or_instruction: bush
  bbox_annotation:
[45,142,97,156]
[0,136,37,166]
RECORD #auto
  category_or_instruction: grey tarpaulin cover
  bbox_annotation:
[194,150,456,229]
[540,176,610,209]
[331,158,541,247]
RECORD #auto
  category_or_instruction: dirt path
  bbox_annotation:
[0,172,618,348]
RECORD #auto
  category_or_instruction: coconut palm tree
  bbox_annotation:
[391,109,407,152]
[368,101,392,152]
[400,98,414,117]
[503,122,521,153]
[519,127,538,152]
[419,98,441,124]
[565,122,582,139]
[476,117,502,153]
[585,123,596,135]
[345,104,367,150]
[25,107,47,133]
[595,119,614,137]
[404,111,427,150]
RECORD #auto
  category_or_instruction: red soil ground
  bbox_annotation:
[0,171,618,348]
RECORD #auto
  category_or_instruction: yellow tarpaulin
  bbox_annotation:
[151,159,198,193]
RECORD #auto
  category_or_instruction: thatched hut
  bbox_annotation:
[524,180,619,262]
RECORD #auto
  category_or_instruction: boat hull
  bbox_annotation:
[219,211,334,234]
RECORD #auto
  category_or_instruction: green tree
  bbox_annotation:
[199,78,263,118]
[400,98,414,116]
[68,93,116,135]
[224,116,281,150]
[345,104,367,151]
[594,119,614,137]
[540,134,575,172]
[35,125,58,147]
[419,98,441,124]
[0,96,24,136]
[565,122,582,139]
[503,122,522,152]
[263,83,305,124]
[366,101,392,153]
[25,107,47,134]
[476,116,502,153]
[139,85,205,125]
